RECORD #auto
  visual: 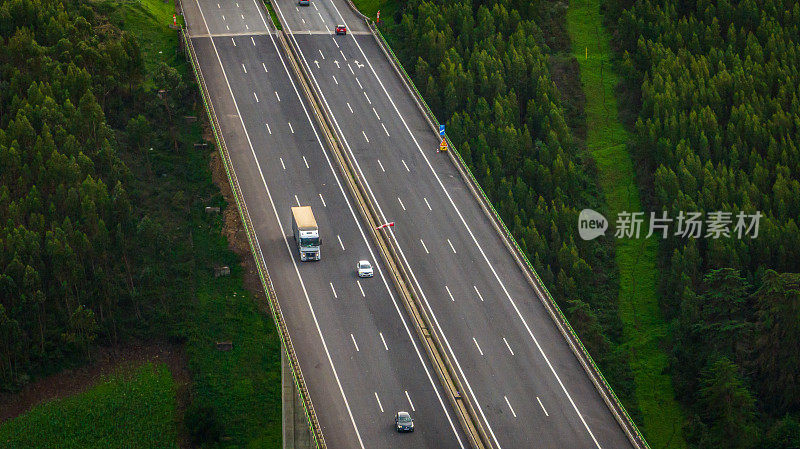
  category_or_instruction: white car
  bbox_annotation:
[357,260,374,278]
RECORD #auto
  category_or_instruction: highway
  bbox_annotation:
[270,0,636,447]
[181,0,468,447]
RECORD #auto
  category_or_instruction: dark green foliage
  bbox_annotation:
[603,0,800,445]
[0,0,188,391]
[387,0,637,413]
[185,403,222,445]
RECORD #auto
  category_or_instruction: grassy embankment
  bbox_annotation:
[0,0,282,447]
[0,363,178,449]
[114,0,283,446]
[566,0,687,447]
[351,0,398,25]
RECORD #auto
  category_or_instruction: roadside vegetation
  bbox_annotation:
[0,363,178,449]
[0,0,281,446]
[352,0,399,24]
[368,0,639,417]
[566,1,686,446]
[601,0,800,447]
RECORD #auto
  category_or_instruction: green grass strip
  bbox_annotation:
[566,1,687,447]
[0,363,178,449]
[351,0,397,25]
[264,0,283,30]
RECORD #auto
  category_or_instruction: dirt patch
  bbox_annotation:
[0,342,190,446]
[208,145,267,307]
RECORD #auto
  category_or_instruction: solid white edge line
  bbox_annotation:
[193,1,365,447]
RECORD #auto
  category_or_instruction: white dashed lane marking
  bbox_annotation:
[503,337,514,355]
[473,337,484,356]
[404,391,416,411]
[505,396,517,418]
[379,332,388,350]
[537,397,549,417]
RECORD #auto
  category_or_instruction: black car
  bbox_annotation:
[395,411,414,432]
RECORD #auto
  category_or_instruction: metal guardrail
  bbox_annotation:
[180,27,326,449]
[365,20,650,449]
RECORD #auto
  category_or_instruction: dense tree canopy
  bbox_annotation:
[0,0,194,390]
[604,0,800,445]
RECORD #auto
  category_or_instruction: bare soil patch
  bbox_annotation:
[0,342,190,431]
[208,146,267,307]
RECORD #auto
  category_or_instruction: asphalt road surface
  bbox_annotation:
[182,0,469,447]
[269,0,637,447]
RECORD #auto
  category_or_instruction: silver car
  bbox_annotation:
[357,260,374,278]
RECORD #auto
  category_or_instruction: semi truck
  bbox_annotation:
[291,206,321,261]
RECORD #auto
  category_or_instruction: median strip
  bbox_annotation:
[269,13,492,449]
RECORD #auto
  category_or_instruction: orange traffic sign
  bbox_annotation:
[439,138,448,152]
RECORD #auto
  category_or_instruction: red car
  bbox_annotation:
[335,25,347,35]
